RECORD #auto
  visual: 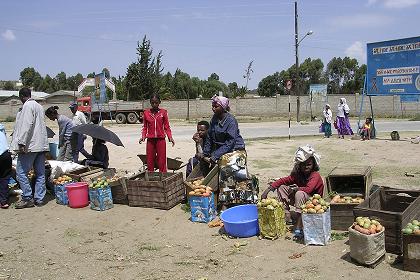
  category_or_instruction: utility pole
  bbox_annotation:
[295,1,300,122]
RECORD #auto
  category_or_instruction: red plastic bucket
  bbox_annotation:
[65,182,89,208]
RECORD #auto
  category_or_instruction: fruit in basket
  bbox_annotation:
[353,217,384,235]
[301,194,329,214]
[257,198,282,209]
[90,177,110,189]
[53,175,72,185]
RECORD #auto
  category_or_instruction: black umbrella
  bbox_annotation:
[11,126,55,138]
[72,124,124,147]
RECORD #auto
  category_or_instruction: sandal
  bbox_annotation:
[0,203,9,209]
[293,229,304,241]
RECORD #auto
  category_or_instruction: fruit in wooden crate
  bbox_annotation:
[402,220,420,235]
[301,194,330,214]
[330,193,364,204]
[353,217,384,235]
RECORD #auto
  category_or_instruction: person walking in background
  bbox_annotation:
[322,104,332,138]
[11,88,49,208]
[335,98,353,139]
[139,94,175,172]
[45,106,75,161]
[0,124,12,209]
[69,102,87,162]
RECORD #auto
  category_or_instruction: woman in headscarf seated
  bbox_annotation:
[261,145,324,239]
[80,138,109,169]
[202,96,257,206]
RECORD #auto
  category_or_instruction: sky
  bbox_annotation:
[0,0,419,89]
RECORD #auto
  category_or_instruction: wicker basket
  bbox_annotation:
[127,172,184,210]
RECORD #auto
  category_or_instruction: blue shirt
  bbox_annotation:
[57,115,74,145]
[0,124,9,155]
[203,113,245,161]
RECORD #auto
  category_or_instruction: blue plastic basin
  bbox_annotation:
[220,204,259,238]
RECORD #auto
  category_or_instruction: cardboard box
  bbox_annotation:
[189,193,216,223]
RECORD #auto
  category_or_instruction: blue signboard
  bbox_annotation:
[400,95,419,103]
[309,84,328,102]
[93,72,107,104]
[366,36,420,96]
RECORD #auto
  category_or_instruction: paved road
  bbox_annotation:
[113,120,420,140]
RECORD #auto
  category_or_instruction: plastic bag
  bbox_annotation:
[302,210,331,245]
[258,205,286,239]
[349,226,385,265]
[319,123,325,133]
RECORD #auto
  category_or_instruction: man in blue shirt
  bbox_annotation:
[0,123,12,209]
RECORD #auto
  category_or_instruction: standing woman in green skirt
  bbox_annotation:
[322,104,332,138]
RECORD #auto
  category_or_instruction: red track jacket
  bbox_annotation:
[141,108,173,139]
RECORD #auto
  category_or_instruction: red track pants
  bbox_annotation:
[146,138,167,172]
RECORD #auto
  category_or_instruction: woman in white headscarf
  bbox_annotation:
[336,98,353,138]
[261,145,324,239]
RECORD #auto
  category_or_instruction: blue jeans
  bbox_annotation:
[16,152,46,202]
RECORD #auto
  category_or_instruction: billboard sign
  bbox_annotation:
[93,73,106,104]
[309,84,328,102]
[367,36,420,95]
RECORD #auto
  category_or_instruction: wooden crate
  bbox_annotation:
[110,177,128,205]
[127,172,184,210]
[403,234,420,273]
[65,166,102,182]
[353,187,420,255]
[327,166,372,230]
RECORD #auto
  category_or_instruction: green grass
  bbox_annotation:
[409,114,420,121]
[137,243,160,252]
[64,228,80,238]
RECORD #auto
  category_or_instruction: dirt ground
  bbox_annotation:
[1,121,420,280]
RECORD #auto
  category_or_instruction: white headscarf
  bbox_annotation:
[293,144,320,169]
[338,98,350,116]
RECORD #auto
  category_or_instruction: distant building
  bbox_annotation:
[0,90,49,104]
[44,90,81,103]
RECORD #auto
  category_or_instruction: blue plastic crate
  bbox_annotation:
[189,193,217,223]
[89,186,113,211]
[54,183,69,205]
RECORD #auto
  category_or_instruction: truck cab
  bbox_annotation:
[77,96,92,113]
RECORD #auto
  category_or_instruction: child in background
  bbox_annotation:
[361,117,373,141]
[139,94,175,172]
[322,104,332,138]
[45,106,75,161]
[0,124,12,209]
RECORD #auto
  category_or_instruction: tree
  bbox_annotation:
[228,82,239,97]
[243,60,254,91]
[208,73,219,81]
[55,71,67,90]
[20,67,41,88]
[3,81,15,90]
[257,72,282,97]
[125,62,141,101]
[66,73,84,91]
[102,68,110,79]
[87,72,96,78]
[39,74,57,93]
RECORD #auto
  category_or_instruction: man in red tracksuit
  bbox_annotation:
[139,94,175,172]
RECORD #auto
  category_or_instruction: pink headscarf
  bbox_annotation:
[211,95,230,111]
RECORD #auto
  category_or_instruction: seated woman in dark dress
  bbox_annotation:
[81,138,109,168]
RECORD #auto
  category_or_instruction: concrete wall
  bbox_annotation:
[1,94,419,121]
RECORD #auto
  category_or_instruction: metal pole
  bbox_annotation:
[186,91,190,121]
[288,92,291,140]
[294,1,300,122]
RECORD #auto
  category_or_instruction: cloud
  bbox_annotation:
[329,14,394,28]
[366,0,419,8]
[1,29,16,41]
[345,41,366,63]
